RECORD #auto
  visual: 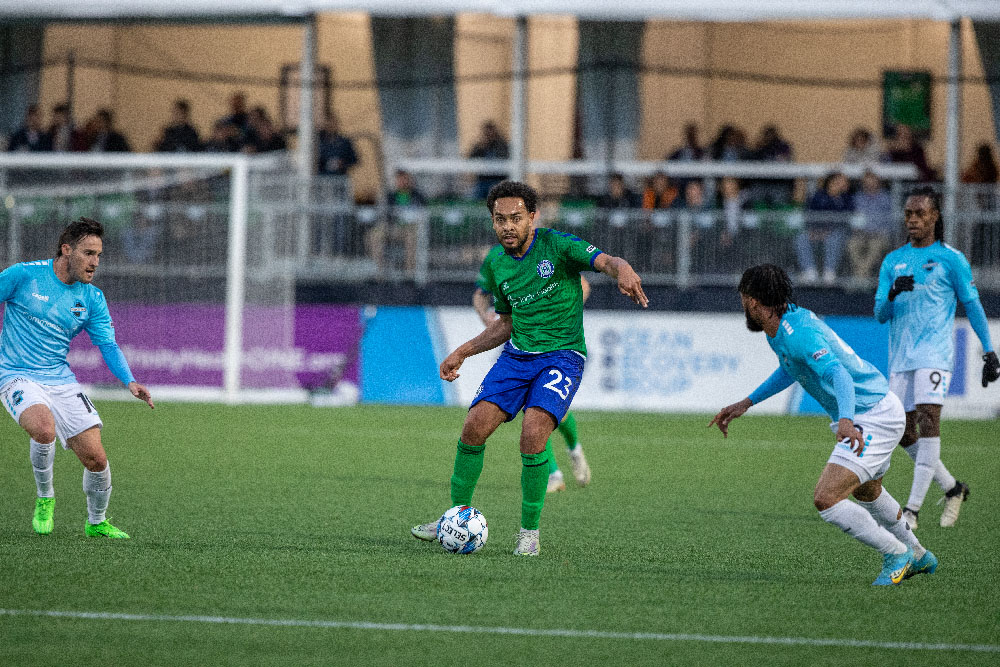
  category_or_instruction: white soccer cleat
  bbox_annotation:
[410,518,441,542]
[513,528,540,556]
[569,445,591,486]
[939,481,969,528]
[902,508,919,531]
[546,469,566,494]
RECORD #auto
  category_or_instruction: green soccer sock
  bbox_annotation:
[544,439,559,475]
[558,412,579,451]
[520,450,549,530]
[450,440,485,506]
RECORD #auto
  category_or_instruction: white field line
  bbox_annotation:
[0,609,997,654]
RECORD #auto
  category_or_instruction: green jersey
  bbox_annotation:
[479,227,603,356]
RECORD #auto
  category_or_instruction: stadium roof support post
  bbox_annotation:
[943,18,962,247]
[296,13,317,260]
[510,15,527,182]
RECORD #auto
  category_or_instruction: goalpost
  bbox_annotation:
[0,152,358,405]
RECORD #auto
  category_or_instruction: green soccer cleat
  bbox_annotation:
[85,520,130,539]
[872,547,913,586]
[32,497,55,535]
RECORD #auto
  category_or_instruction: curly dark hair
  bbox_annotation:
[906,185,944,241]
[485,180,538,214]
[55,217,104,258]
[739,264,793,314]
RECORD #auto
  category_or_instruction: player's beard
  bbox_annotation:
[744,309,764,332]
[499,227,530,254]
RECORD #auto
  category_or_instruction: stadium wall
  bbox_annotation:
[354,306,1000,419]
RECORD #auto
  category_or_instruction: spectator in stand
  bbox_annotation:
[317,112,359,176]
[842,127,882,165]
[749,124,795,207]
[668,122,705,161]
[203,120,242,153]
[243,107,286,154]
[220,91,251,148]
[469,120,510,199]
[710,125,750,162]
[961,143,999,185]
[642,171,679,210]
[155,99,201,152]
[597,172,639,209]
[82,109,131,152]
[796,171,854,285]
[846,170,895,279]
[751,125,793,162]
[48,103,82,152]
[8,105,51,152]
[368,170,426,273]
[885,124,937,182]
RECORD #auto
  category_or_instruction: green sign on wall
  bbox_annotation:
[882,70,932,139]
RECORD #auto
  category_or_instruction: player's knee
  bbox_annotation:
[813,489,838,512]
[915,409,939,436]
[82,452,108,472]
[29,426,57,444]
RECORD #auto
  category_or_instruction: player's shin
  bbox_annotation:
[83,463,112,525]
[858,490,926,558]
[819,500,906,555]
[30,439,56,497]
[520,451,549,530]
[450,440,485,506]
[558,412,579,450]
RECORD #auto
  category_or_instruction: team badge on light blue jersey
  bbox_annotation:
[536,259,554,278]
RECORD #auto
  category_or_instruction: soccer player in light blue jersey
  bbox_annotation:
[875,186,999,530]
[0,218,154,539]
[711,264,935,586]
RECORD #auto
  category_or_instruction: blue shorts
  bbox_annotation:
[471,343,585,424]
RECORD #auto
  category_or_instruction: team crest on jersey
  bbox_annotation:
[536,259,554,278]
[70,301,87,318]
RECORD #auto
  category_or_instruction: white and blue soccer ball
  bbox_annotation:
[436,505,488,554]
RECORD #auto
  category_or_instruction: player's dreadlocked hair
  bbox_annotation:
[739,264,793,315]
[55,217,104,258]
[907,185,944,241]
[486,180,538,214]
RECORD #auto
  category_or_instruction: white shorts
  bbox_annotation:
[0,378,103,449]
[889,369,951,412]
[827,391,905,484]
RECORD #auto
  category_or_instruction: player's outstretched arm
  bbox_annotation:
[440,314,513,382]
[594,254,648,307]
[128,381,155,409]
[708,397,752,438]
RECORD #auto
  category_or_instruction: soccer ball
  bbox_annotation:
[436,505,488,554]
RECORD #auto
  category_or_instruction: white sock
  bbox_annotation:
[83,464,112,525]
[819,500,906,555]
[858,489,925,559]
[30,439,56,498]
[907,436,940,510]
[904,438,956,498]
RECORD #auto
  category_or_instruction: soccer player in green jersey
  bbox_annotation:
[412,180,647,555]
[474,264,592,493]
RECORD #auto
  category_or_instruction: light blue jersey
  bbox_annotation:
[768,304,888,420]
[875,241,981,373]
[0,259,125,386]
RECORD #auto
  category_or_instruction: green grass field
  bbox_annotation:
[0,403,997,666]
